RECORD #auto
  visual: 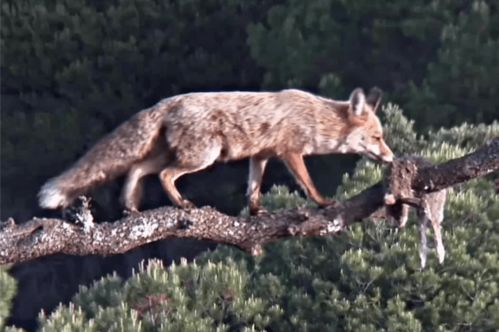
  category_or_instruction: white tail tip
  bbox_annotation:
[38,181,68,209]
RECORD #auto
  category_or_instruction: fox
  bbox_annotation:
[38,87,394,215]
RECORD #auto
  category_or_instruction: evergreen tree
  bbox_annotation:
[407,0,499,128]
[247,0,448,96]
[0,267,24,331]
[38,259,282,331]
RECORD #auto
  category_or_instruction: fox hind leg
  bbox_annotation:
[159,142,221,209]
[121,154,167,212]
[159,167,197,209]
[247,157,269,215]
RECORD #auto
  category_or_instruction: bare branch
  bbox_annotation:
[414,137,499,192]
[1,137,497,265]
[0,206,347,265]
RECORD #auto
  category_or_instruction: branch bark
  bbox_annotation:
[414,137,499,192]
[1,137,497,265]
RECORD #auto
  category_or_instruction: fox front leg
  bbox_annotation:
[247,157,269,216]
[282,152,338,208]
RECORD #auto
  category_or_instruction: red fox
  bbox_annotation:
[38,88,394,215]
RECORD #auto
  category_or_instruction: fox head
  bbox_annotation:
[341,87,394,163]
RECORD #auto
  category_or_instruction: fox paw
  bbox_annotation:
[123,208,140,217]
[249,206,269,217]
[318,199,339,208]
[179,199,196,210]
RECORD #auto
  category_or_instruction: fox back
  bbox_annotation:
[164,88,393,163]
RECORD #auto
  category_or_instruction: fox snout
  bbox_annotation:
[375,142,394,163]
[380,138,395,163]
[381,154,394,163]
[370,149,394,163]
[382,154,394,163]
[380,146,394,163]
[361,139,394,164]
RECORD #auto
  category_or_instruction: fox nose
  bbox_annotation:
[382,153,394,163]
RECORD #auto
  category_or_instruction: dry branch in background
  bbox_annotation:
[1,137,497,265]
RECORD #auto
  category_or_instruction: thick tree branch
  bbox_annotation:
[413,137,499,192]
[1,137,497,265]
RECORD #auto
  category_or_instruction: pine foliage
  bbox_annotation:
[0,268,23,331]
[38,259,282,331]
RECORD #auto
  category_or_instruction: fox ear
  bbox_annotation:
[349,88,366,116]
[366,87,383,113]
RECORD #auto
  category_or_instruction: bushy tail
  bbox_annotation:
[38,101,171,209]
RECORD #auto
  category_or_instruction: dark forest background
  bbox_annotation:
[1,0,498,330]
